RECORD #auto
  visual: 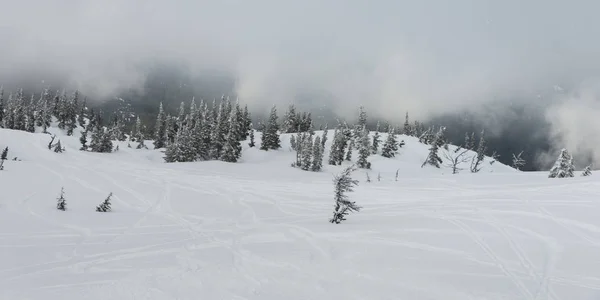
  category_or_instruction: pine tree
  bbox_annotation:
[1,147,7,160]
[470,130,486,173]
[381,127,399,158]
[300,135,314,170]
[56,187,66,211]
[79,130,88,150]
[242,105,252,140]
[321,123,328,148]
[345,140,353,161]
[164,126,196,163]
[403,112,412,136]
[0,86,4,126]
[422,127,444,168]
[26,95,36,133]
[548,149,575,178]
[330,165,361,224]
[582,165,592,177]
[422,140,442,168]
[65,91,78,136]
[198,103,212,160]
[220,108,243,163]
[53,140,63,153]
[234,100,246,141]
[210,101,227,159]
[248,128,255,147]
[100,129,114,153]
[77,97,86,128]
[3,93,14,129]
[260,105,281,150]
[282,104,297,133]
[96,193,113,212]
[512,151,525,171]
[357,125,371,169]
[153,102,167,149]
[312,136,324,171]
[13,89,26,131]
[371,122,381,154]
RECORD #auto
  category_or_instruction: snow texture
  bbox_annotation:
[0,126,598,300]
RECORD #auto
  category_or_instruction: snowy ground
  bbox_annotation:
[1,128,600,300]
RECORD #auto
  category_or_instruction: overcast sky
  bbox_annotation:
[2,0,600,163]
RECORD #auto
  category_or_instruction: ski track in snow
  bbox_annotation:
[2,129,600,300]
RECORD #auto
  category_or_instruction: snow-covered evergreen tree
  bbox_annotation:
[582,165,592,177]
[242,105,252,140]
[13,89,26,131]
[403,112,412,136]
[96,193,113,212]
[197,102,212,160]
[422,128,443,168]
[357,125,371,169]
[381,127,399,158]
[371,122,381,154]
[248,128,255,147]
[345,139,353,161]
[300,135,314,170]
[321,123,328,148]
[548,149,575,178]
[77,97,86,128]
[470,130,486,173]
[1,147,7,161]
[56,187,66,211]
[260,105,281,150]
[312,136,324,171]
[512,151,525,171]
[282,104,298,133]
[330,165,361,224]
[53,140,63,153]
[25,95,36,133]
[153,102,167,149]
[220,108,243,163]
[210,101,228,159]
[79,130,88,150]
[164,126,196,163]
[0,86,4,126]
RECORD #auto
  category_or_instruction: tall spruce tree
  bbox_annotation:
[548,149,575,178]
[357,125,371,169]
[312,136,324,171]
[321,123,328,148]
[300,135,314,170]
[0,86,4,126]
[13,89,26,131]
[381,127,399,158]
[25,95,36,133]
[330,165,361,224]
[470,130,486,173]
[260,105,281,150]
[220,108,243,163]
[422,134,442,168]
[153,102,167,149]
[403,112,412,136]
[282,104,298,133]
[371,121,381,154]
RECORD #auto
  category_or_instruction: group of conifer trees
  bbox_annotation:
[155,96,254,163]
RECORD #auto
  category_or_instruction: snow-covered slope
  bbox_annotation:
[1,127,599,300]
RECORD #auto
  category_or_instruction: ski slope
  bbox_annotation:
[1,127,600,300]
